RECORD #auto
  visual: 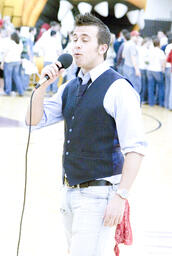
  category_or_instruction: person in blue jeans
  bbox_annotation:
[147,37,166,106]
[147,70,164,106]
[26,14,146,256]
[122,31,141,95]
[3,32,24,96]
[4,62,24,95]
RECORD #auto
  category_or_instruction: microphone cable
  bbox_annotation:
[16,89,36,256]
[16,53,73,255]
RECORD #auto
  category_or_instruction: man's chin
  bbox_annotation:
[74,60,82,67]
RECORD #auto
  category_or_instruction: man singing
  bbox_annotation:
[26,13,146,256]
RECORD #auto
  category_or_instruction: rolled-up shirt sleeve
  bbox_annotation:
[103,78,147,155]
[34,82,67,129]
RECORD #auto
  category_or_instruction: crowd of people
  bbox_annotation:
[0,15,172,110]
[113,29,172,110]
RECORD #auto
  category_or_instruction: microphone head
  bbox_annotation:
[58,53,73,69]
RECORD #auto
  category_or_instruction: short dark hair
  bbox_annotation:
[121,29,129,36]
[50,30,56,36]
[29,27,35,33]
[11,32,20,44]
[75,13,111,59]
[125,32,131,41]
[152,37,160,47]
[168,34,172,44]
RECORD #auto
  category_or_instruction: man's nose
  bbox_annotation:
[75,39,82,48]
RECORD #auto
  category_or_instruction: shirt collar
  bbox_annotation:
[78,62,110,84]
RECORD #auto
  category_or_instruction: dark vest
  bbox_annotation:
[62,68,128,186]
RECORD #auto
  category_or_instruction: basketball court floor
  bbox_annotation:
[0,94,172,256]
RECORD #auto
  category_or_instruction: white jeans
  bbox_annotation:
[60,184,119,256]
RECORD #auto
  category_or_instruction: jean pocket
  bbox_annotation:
[80,186,110,200]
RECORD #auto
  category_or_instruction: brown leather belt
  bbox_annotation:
[64,177,112,188]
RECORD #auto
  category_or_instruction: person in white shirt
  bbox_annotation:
[34,29,63,94]
[2,31,24,96]
[138,37,152,103]
[43,30,62,93]
[157,30,168,48]
[147,37,166,106]
[26,13,146,256]
[122,30,141,94]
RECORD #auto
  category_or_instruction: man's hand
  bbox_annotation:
[39,61,65,88]
[103,194,125,227]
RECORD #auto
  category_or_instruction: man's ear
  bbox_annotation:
[99,44,108,56]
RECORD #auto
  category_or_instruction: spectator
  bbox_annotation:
[147,37,166,106]
[166,49,172,110]
[20,27,31,90]
[122,30,141,94]
[138,37,152,103]
[2,31,24,96]
[36,23,50,41]
[35,30,63,94]
[34,21,62,57]
[116,31,130,75]
[28,27,37,61]
[167,49,172,110]
[157,30,168,50]
[113,29,128,69]
[0,18,4,28]
[36,21,61,43]
[164,35,172,109]
[2,16,14,36]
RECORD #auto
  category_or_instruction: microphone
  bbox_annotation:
[35,53,73,89]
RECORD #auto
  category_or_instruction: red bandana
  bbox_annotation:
[114,200,133,256]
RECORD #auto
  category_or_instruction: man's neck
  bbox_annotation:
[81,59,104,75]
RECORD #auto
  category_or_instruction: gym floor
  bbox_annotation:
[0,95,172,256]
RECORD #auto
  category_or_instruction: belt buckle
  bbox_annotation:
[70,184,80,188]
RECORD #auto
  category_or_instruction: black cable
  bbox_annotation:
[16,89,36,256]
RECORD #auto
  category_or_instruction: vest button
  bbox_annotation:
[69,128,72,132]
[66,152,69,155]
[67,140,70,144]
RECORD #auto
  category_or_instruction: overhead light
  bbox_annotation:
[137,9,145,29]
[127,10,139,24]
[61,10,75,35]
[57,0,73,21]
[78,2,92,15]
[94,1,108,17]
[114,3,128,19]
